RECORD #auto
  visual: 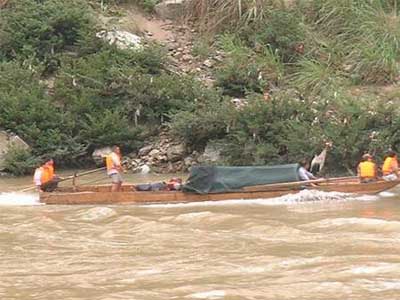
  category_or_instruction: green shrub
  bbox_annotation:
[2,146,39,176]
[215,35,283,96]
[220,94,320,165]
[0,0,95,65]
[80,110,142,149]
[241,9,306,62]
[169,97,234,149]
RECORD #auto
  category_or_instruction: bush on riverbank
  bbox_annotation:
[170,89,400,173]
[2,146,39,176]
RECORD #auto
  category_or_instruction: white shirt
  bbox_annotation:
[33,168,43,186]
[298,167,315,181]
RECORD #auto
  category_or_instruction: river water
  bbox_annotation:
[1,172,400,300]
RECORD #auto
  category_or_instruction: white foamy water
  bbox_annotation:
[143,190,379,209]
[378,191,396,197]
[187,290,226,299]
[302,217,400,232]
[0,192,41,206]
[74,207,118,221]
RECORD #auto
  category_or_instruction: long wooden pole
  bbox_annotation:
[17,167,106,193]
[242,176,357,192]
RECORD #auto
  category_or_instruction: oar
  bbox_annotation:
[17,167,106,193]
[242,176,357,192]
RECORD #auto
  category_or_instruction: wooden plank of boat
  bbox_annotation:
[311,179,400,194]
[39,179,400,205]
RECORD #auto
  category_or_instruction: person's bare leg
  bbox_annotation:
[111,183,118,192]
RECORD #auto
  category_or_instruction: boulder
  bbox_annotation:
[166,143,186,162]
[148,149,161,157]
[0,131,30,170]
[92,147,112,165]
[138,145,153,157]
[198,141,225,164]
[140,164,151,174]
[155,0,185,20]
[96,30,143,50]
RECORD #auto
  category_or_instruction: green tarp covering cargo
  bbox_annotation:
[183,164,300,194]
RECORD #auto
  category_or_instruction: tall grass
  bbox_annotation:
[344,2,400,83]
[308,0,400,83]
[183,0,284,33]
[290,58,346,96]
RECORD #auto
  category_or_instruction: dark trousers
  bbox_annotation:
[41,179,59,192]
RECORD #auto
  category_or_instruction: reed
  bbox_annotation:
[183,0,282,33]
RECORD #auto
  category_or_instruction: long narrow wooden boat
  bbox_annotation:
[40,178,400,205]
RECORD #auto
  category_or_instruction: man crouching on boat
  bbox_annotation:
[106,146,123,192]
[382,150,399,181]
[298,159,317,181]
[33,159,61,192]
[357,153,377,183]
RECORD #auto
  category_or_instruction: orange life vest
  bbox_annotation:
[47,165,54,180]
[358,161,376,178]
[105,155,113,171]
[106,153,121,173]
[382,157,398,175]
[41,166,52,184]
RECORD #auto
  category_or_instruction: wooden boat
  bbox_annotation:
[40,178,400,205]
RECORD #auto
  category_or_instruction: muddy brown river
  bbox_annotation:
[1,171,400,299]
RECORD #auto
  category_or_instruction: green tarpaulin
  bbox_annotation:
[183,164,300,194]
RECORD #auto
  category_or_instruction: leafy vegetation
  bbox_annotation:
[2,146,39,176]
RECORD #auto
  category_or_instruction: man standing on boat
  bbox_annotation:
[357,153,377,183]
[382,150,399,181]
[106,146,123,192]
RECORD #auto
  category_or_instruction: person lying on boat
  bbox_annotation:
[357,153,377,183]
[134,178,183,192]
[106,145,123,192]
[166,177,183,191]
[382,150,399,181]
[33,159,62,192]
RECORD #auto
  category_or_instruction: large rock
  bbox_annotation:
[166,143,186,162]
[155,0,185,20]
[96,30,143,50]
[198,141,225,164]
[92,147,112,165]
[0,131,30,170]
[138,145,153,157]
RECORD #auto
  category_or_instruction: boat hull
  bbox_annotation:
[40,180,400,205]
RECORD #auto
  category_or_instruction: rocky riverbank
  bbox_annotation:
[93,128,225,174]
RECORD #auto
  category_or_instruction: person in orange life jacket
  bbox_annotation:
[33,159,61,192]
[382,150,399,181]
[357,153,377,183]
[106,146,123,192]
